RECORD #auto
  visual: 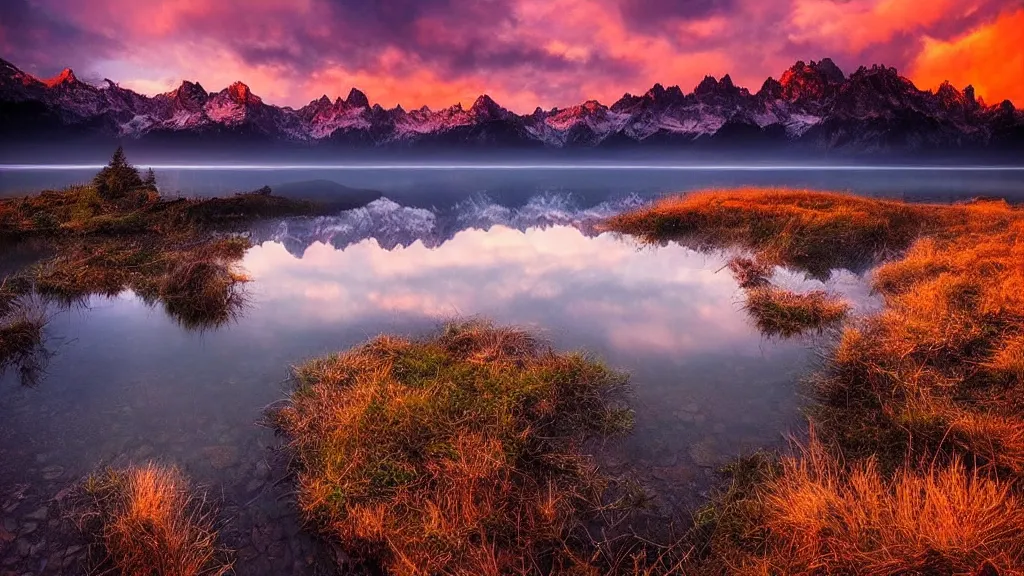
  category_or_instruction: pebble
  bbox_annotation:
[251,525,270,552]
[681,403,700,414]
[16,538,30,557]
[63,546,82,557]
[51,486,74,503]
[245,479,265,495]
[688,437,720,468]
[19,523,37,536]
[40,466,64,481]
[23,508,47,522]
[254,460,271,479]
[0,527,13,544]
[202,445,240,470]
[28,540,45,556]
[237,546,259,562]
[1,518,14,533]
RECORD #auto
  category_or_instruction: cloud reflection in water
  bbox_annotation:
[244,224,765,359]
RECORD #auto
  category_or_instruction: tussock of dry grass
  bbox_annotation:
[78,463,231,576]
[704,438,1024,575]
[0,314,45,376]
[744,286,849,338]
[814,203,1024,473]
[0,149,327,333]
[277,320,634,576]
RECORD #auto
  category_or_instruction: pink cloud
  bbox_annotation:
[3,0,1020,108]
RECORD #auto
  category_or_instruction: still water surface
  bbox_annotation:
[0,166,1019,574]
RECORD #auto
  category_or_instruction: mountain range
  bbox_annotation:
[2,57,1022,156]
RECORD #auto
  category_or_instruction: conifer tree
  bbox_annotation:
[93,146,143,200]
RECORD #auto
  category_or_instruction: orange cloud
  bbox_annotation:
[789,0,971,52]
[909,8,1024,106]
[10,0,1023,109]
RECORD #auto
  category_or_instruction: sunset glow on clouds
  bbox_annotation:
[1,0,1020,111]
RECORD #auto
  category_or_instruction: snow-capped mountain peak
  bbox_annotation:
[0,57,1020,154]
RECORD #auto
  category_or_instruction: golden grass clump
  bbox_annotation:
[743,286,849,338]
[706,439,1024,575]
[79,463,231,576]
[276,320,634,576]
[608,190,1024,472]
[0,148,327,332]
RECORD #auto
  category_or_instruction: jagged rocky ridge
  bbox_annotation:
[1,57,1021,153]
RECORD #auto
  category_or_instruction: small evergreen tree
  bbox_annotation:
[93,146,143,201]
[143,168,157,189]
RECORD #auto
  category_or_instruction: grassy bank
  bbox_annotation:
[606,188,1024,573]
[0,149,332,370]
[277,320,636,575]
[0,181,325,241]
[76,463,231,576]
[602,188,946,278]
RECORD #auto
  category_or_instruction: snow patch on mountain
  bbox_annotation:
[1,57,1020,152]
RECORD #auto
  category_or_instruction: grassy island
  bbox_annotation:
[277,320,636,575]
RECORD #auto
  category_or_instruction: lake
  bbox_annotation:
[1,165,1022,574]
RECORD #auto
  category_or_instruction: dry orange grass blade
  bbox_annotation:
[79,463,231,576]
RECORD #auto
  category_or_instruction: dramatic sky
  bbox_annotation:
[2,0,1021,112]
